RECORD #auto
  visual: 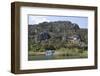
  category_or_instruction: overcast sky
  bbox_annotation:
[28,15,88,28]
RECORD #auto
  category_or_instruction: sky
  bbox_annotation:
[28,15,88,28]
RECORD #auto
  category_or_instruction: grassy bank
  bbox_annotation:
[28,47,88,60]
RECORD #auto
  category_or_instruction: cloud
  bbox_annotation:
[29,16,50,25]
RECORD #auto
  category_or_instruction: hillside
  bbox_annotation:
[28,21,88,60]
[28,21,88,44]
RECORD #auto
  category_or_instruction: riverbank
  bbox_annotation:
[28,49,88,60]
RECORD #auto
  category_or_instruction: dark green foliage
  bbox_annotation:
[28,21,88,60]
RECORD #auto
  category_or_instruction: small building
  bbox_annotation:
[45,46,55,56]
[45,50,55,56]
[67,34,81,43]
